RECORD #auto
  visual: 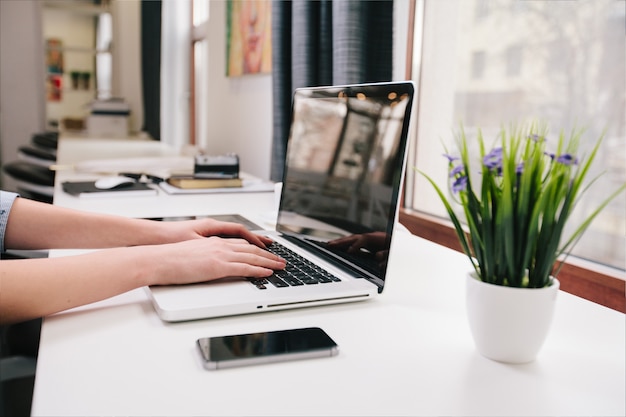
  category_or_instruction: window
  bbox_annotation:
[505,45,521,77]
[474,0,490,20]
[95,12,112,99]
[405,0,625,303]
[471,51,486,79]
[191,0,210,146]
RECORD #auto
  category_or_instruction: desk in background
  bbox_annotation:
[51,137,276,220]
[31,138,625,416]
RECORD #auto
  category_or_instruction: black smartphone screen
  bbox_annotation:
[197,327,338,369]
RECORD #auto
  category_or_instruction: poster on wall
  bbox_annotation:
[47,75,62,102]
[46,38,64,74]
[226,0,272,77]
[46,38,64,102]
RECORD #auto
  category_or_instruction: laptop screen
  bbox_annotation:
[276,82,414,288]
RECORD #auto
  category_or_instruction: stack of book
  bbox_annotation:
[159,173,275,195]
[166,175,243,189]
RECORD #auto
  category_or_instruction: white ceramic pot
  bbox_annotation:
[465,272,560,364]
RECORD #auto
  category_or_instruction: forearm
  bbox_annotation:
[4,198,171,250]
[0,234,285,324]
[0,246,157,324]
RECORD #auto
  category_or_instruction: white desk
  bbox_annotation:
[31,138,625,416]
[51,137,276,220]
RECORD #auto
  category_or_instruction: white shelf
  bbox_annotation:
[46,45,111,54]
[43,0,110,16]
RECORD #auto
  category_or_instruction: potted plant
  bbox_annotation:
[420,122,625,363]
[80,71,91,90]
[70,70,81,89]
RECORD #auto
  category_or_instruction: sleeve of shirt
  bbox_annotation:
[0,190,20,254]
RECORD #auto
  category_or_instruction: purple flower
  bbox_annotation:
[528,134,545,142]
[483,147,503,170]
[516,162,524,175]
[556,153,578,165]
[449,164,465,177]
[443,153,459,163]
[452,176,468,193]
[544,151,555,160]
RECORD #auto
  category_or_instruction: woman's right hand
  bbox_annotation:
[148,236,286,286]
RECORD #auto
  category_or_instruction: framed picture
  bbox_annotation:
[46,38,64,74]
[226,0,272,77]
[47,75,62,102]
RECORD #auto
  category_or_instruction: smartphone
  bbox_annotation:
[196,327,339,370]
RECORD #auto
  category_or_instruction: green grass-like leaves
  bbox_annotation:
[419,122,625,288]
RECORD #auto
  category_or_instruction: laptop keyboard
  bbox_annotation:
[248,242,341,290]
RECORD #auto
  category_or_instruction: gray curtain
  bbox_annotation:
[270,0,394,181]
[141,0,161,141]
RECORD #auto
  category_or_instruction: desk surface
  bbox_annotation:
[31,138,625,416]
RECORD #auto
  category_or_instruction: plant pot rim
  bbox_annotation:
[467,271,560,291]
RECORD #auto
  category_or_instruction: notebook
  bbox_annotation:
[62,180,157,198]
[147,81,415,322]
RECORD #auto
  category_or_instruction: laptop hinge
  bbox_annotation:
[267,294,370,308]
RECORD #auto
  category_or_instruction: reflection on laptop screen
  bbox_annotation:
[277,82,414,285]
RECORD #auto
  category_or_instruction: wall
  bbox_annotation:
[0,0,409,186]
[0,0,46,190]
[43,6,97,126]
[0,0,143,191]
[201,0,410,181]
[42,0,143,134]
[201,0,273,180]
[112,0,143,134]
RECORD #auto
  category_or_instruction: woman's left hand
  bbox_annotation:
[159,218,273,248]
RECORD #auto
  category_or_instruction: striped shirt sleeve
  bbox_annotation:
[0,191,19,254]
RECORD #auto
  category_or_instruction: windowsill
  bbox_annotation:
[399,208,626,313]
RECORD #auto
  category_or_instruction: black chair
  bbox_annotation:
[2,132,58,204]
[18,131,58,166]
[30,131,58,152]
[0,320,41,417]
[2,161,55,203]
[0,132,56,414]
[0,242,48,416]
[17,146,56,167]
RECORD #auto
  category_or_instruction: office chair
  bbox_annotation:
[0,319,41,417]
[2,131,58,204]
[17,145,56,167]
[0,132,54,414]
[30,131,58,152]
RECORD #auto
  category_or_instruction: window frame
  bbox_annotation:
[398,209,625,313]
[190,0,210,146]
[402,0,625,313]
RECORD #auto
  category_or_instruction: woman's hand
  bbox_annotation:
[149,236,286,285]
[157,218,273,248]
[0,198,286,324]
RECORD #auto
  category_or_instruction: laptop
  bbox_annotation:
[147,81,415,322]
